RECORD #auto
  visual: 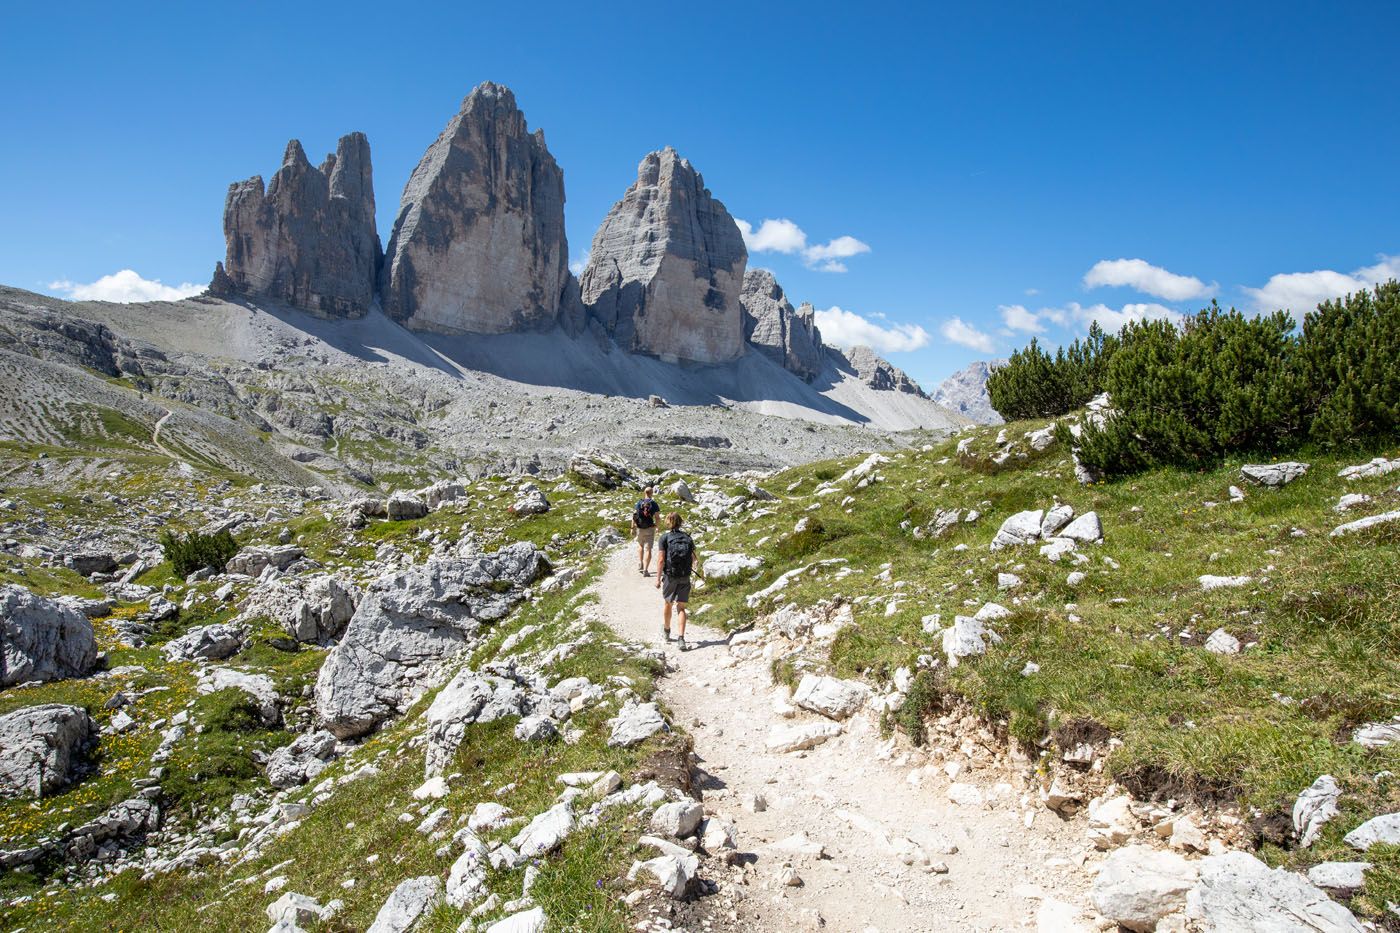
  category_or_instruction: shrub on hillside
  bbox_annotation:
[1298,280,1400,447]
[161,528,239,577]
[1075,306,1303,473]
[986,323,1115,420]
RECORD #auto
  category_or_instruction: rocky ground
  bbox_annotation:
[0,284,964,496]
[2,377,1398,930]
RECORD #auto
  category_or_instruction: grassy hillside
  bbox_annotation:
[688,419,1400,921]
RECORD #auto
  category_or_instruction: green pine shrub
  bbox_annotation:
[160,528,239,577]
[1298,280,1400,447]
[1075,305,1304,473]
[986,323,1116,420]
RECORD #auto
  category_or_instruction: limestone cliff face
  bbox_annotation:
[580,148,747,364]
[380,83,568,335]
[831,344,927,396]
[740,269,825,381]
[215,133,380,318]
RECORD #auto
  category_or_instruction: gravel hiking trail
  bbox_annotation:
[595,545,1093,932]
[151,408,174,458]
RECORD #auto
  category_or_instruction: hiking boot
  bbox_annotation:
[677,637,690,652]
[662,628,672,643]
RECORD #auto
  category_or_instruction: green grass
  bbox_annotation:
[0,499,669,932]
[683,419,1400,920]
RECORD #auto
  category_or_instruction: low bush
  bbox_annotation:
[160,528,238,577]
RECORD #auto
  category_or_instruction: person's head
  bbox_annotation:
[644,486,654,497]
[666,512,683,531]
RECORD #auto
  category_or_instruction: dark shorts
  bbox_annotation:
[661,575,692,604]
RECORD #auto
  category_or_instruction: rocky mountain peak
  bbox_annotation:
[831,344,926,397]
[933,359,1006,424]
[213,132,381,319]
[379,82,568,336]
[740,269,825,382]
[580,148,747,364]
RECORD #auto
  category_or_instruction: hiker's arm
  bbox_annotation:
[654,547,664,585]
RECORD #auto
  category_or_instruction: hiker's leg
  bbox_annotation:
[662,599,673,634]
[675,602,687,638]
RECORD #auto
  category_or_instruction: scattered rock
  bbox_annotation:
[1352,719,1400,749]
[1090,844,1198,932]
[1306,861,1371,898]
[1293,774,1341,847]
[266,730,338,789]
[162,622,248,662]
[791,674,871,721]
[1343,812,1400,851]
[703,553,763,580]
[510,485,550,516]
[1338,457,1399,480]
[1240,462,1309,488]
[1204,628,1240,655]
[0,704,96,798]
[1059,511,1103,543]
[766,720,842,753]
[1185,849,1363,931]
[385,492,429,522]
[650,800,703,839]
[990,510,1044,550]
[606,700,667,748]
[1331,509,1400,537]
[366,875,442,933]
[226,544,304,577]
[0,584,98,687]
[1198,574,1251,592]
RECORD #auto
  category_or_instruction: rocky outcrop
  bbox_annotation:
[381,82,568,335]
[0,704,96,798]
[239,573,359,645]
[215,133,380,318]
[829,345,926,396]
[933,360,1005,424]
[315,542,547,738]
[740,269,825,381]
[1,584,98,687]
[580,148,748,364]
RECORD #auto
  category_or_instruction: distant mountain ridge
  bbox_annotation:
[934,359,1006,424]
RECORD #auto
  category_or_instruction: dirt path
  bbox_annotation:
[594,545,1094,932]
[151,408,175,458]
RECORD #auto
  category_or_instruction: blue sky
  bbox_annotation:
[3,1,1397,389]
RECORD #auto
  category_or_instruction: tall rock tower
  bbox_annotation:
[214,132,381,318]
[580,148,747,364]
[740,268,826,381]
[380,83,568,334]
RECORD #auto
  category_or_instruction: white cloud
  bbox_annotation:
[939,317,997,353]
[569,249,591,277]
[813,306,930,353]
[1083,258,1215,301]
[49,269,203,303]
[1068,301,1180,332]
[1243,254,1400,317]
[993,300,1179,337]
[735,218,806,254]
[1000,304,1045,333]
[735,217,871,273]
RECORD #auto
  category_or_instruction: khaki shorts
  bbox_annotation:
[635,526,655,546]
[661,575,692,604]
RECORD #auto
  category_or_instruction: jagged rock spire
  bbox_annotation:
[380,82,568,334]
[215,133,380,318]
[580,148,747,364]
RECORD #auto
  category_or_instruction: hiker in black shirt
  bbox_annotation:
[655,512,699,651]
[631,486,661,576]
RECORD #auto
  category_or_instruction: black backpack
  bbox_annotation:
[633,498,658,529]
[663,531,694,578]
